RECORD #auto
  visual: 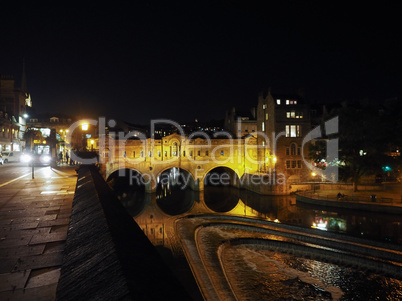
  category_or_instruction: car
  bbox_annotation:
[1,151,21,163]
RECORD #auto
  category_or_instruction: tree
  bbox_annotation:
[334,100,388,191]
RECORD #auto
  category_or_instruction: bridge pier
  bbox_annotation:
[145,179,156,193]
[191,179,204,192]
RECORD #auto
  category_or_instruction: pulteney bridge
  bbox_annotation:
[99,133,276,193]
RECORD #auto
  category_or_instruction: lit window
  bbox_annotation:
[276,99,281,105]
[286,100,290,105]
[291,111,295,118]
[262,122,265,131]
[285,125,301,137]
[291,160,297,168]
[286,160,290,168]
[265,113,268,120]
[263,104,266,109]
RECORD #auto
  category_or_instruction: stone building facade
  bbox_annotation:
[0,74,31,152]
[256,90,312,183]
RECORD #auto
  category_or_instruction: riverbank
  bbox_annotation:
[296,188,402,214]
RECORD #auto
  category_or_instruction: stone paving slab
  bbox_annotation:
[0,166,77,301]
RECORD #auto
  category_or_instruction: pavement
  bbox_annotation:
[0,164,77,301]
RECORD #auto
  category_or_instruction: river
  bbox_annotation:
[112,176,402,300]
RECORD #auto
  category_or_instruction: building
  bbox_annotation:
[256,89,312,183]
[0,73,32,152]
[224,107,257,137]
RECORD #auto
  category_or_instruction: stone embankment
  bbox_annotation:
[56,165,190,300]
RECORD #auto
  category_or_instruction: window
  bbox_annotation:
[287,111,302,118]
[286,147,289,156]
[133,151,135,157]
[291,143,296,155]
[190,151,193,156]
[197,150,201,156]
[291,160,297,168]
[205,150,209,156]
[140,151,144,157]
[286,160,291,168]
[297,160,302,168]
[183,151,186,157]
[263,104,266,109]
[276,99,281,105]
[149,151,152,157]
[286,125,301,137]
[265,113,268,120]
[262,122,265,131]
[158,151,161,157]
[286,99,290,105]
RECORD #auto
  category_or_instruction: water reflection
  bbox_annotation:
[111,175,402,300]
[114,177,402,245]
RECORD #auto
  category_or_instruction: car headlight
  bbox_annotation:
[21,154,32,163]
[41,155,51,163]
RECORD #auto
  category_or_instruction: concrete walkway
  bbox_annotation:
[0,165,77,301]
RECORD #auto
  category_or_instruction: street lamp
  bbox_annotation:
[312,172,317,193]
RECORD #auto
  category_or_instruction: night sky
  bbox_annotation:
[1,1,401,125]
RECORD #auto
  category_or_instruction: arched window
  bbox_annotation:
[290,143,297,156]
[172,142,178,156]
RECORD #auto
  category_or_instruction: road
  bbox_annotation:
[0,162,53,186]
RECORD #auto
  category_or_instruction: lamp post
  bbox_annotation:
[81,123,88,150]
[312,172,317,193]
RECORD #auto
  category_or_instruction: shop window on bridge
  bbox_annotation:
[173,142,178,156]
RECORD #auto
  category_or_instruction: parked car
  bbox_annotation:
[1,151,21,163]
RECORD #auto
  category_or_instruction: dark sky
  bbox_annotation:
[1,1,401,125]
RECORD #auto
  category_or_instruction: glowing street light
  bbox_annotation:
[81,123,89,131]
